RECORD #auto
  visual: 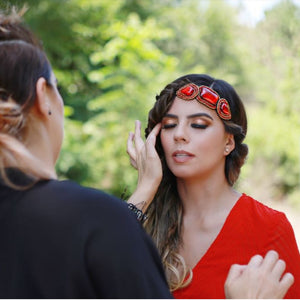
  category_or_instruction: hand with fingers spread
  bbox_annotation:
[224,250,294,299]
[127,120,162,212]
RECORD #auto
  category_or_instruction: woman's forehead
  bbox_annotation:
[166,97,216,117]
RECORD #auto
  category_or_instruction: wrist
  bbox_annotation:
[128,184,157,212]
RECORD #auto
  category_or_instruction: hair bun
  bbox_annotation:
[0,6,43,49]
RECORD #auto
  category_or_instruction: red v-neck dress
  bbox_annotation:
[172,194,300,299]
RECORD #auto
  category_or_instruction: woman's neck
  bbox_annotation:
[176,171,240,218]
[23,122,57,179]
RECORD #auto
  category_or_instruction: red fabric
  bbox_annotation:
[172,194,300,299]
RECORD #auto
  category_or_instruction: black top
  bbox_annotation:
[0,172,172,298]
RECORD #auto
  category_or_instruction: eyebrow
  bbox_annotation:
[163,113,213,120]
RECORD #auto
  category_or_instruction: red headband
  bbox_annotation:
[176,83,232,120]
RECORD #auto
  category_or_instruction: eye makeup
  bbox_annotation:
[161,119,177,129]
[161,112,212,130]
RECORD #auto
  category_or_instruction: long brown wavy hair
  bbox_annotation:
[143,74,248,291]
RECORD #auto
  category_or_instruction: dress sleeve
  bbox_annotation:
[268,213,300,298]
[84,202,172,299]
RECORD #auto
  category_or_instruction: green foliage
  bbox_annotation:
[152,0,246,86]
[244,106,300,195]
[238,0,300,199]
[7,0,177,196]
[2,0,300,205]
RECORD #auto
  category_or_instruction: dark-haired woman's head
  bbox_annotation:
[0,39,64,187]
[146,74,248,186]
[0,40,52,136]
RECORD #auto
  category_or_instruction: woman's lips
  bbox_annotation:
[172,150,195,163]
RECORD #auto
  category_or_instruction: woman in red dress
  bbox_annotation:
[127,74,300,298]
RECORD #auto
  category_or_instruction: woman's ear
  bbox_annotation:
[35,77,51,118]
[224,134,235,156]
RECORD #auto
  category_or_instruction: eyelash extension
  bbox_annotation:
[191,124,208,129]
[162,124,208,129]
[162,124,177,129]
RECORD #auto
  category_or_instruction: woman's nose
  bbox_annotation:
[173,124,189,143]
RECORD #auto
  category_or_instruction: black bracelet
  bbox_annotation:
[127,203,148,222]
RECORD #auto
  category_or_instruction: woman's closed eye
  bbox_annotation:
[162,118,177,129]
[162,123,208,129]
[162,123,177,129]
[191,123,208,129]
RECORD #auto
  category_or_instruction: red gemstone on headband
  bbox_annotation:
[217,98,231,120]
[176,83,199,100]
[196,86,218,109]
[181,85,195,96]
[200,86,219,104]
[222,102,229,113]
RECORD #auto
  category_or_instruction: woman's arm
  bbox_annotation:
[224,250,294,299]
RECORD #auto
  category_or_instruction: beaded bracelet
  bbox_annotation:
[127,203,148,223]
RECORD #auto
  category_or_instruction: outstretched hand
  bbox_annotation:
[127,120,162,211]
[224,250,294,299]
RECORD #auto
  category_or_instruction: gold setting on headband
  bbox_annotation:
[176,83,232,120]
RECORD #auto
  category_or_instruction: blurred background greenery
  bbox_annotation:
[1,0,300,208]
